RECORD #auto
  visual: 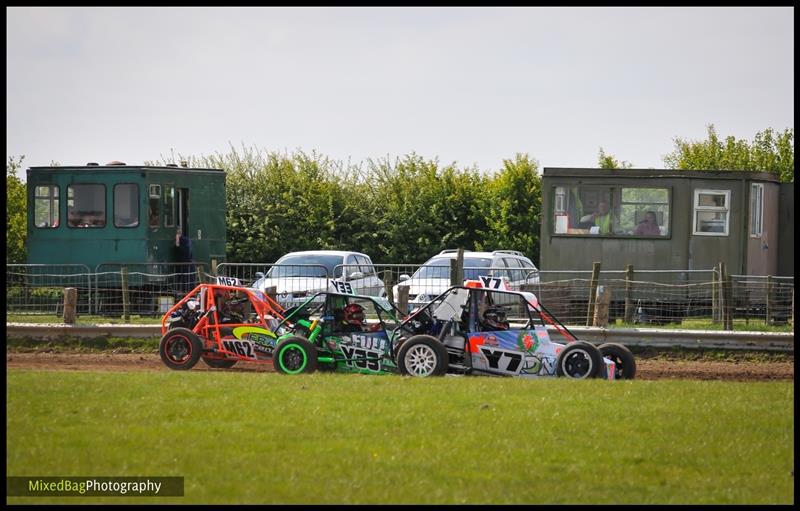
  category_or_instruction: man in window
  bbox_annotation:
[580,200,612,234]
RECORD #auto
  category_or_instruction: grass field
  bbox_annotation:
[6,370,794,504]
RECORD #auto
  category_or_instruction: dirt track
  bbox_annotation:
[5,351,794,381]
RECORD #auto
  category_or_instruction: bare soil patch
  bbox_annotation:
[6,351,793,381]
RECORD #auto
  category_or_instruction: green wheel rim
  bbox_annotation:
[278,343,308,374]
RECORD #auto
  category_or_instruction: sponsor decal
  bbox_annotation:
[335,334,388,372]
[332,281,354,294]
[232,326,277,354]
[215,276,241,286]
[521,354,558,376]
[478,346,524,375]
[516,331,539,353]
[221,338,258,360]
[477,276,510,290]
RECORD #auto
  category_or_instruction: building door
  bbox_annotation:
[177,188,189,235]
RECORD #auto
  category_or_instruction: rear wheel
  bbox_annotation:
[556,341,603,379]
[396,335,448,377]
[598,343,636,380]
[202,357,238,369]
[274,336,318,375]
[159,327,202,370]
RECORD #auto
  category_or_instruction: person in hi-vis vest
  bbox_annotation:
[580,200,612,234]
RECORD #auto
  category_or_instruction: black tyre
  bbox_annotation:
[598,343,637,380]
[159,327,203,370]
[556,341,603,379]
[202,357,238,369]
[396,335,448,377]
[274,336,318,375]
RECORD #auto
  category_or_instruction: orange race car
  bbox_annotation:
[158,278,287,370]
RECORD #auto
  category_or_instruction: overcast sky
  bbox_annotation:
[6,6,794,177]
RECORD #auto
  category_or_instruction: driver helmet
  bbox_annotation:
[343,303,366,327]
[483,306,509,330]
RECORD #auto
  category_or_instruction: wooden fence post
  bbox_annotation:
[450,248,464,286]
[766,275,773,325]
[121,266,130,321]
[63,287,77,324]
[211,258,218,277]
[383,270,395,305]
[624,264,634,324]
[265,286,277,304]
[712,263,720,324]
[397,285,410,315]
[586,262,601,327]
[593,285,611,327]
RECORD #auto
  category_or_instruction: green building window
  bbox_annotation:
[149,184,161,228]
[67,184,106,228]
[114,183,140,228]
[164,185,176,228]
[34,185,60,228]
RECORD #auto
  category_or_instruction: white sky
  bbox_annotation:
[6,6,794,177]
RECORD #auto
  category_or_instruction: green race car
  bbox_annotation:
[271,287,445,376]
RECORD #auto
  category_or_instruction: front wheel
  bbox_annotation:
[396,335,448,377]
[274,336,318,375]
[159,327,203,370]
[556,341,603,379]
[598,343,636,380]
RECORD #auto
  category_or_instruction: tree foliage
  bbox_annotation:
[597,147,633,169]
[478,153,542,262]
[165,147,542,265]
[663,125,794,182]
[6,155,27,264]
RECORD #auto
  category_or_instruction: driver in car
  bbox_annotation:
[335,303,382,333]
[481,306,510,331]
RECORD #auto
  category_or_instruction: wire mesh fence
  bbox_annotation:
[5,263,794,329]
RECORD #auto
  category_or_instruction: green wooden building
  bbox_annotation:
[26,161,227,270]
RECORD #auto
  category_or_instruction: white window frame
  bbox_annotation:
[749,183,763,238]
[693,189,730,236]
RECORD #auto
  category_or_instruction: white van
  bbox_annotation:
[392,249,539,309]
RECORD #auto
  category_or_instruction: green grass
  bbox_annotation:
[6,371,794,504]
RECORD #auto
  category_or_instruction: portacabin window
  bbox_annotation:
[149,184,161,228]
[67,184,106,228]
[164,185,176,228]
[114,183,139,228]
[693,189,730,236]
[34,185,60,228]
[750,183,763,238]
[552,185,670,237]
